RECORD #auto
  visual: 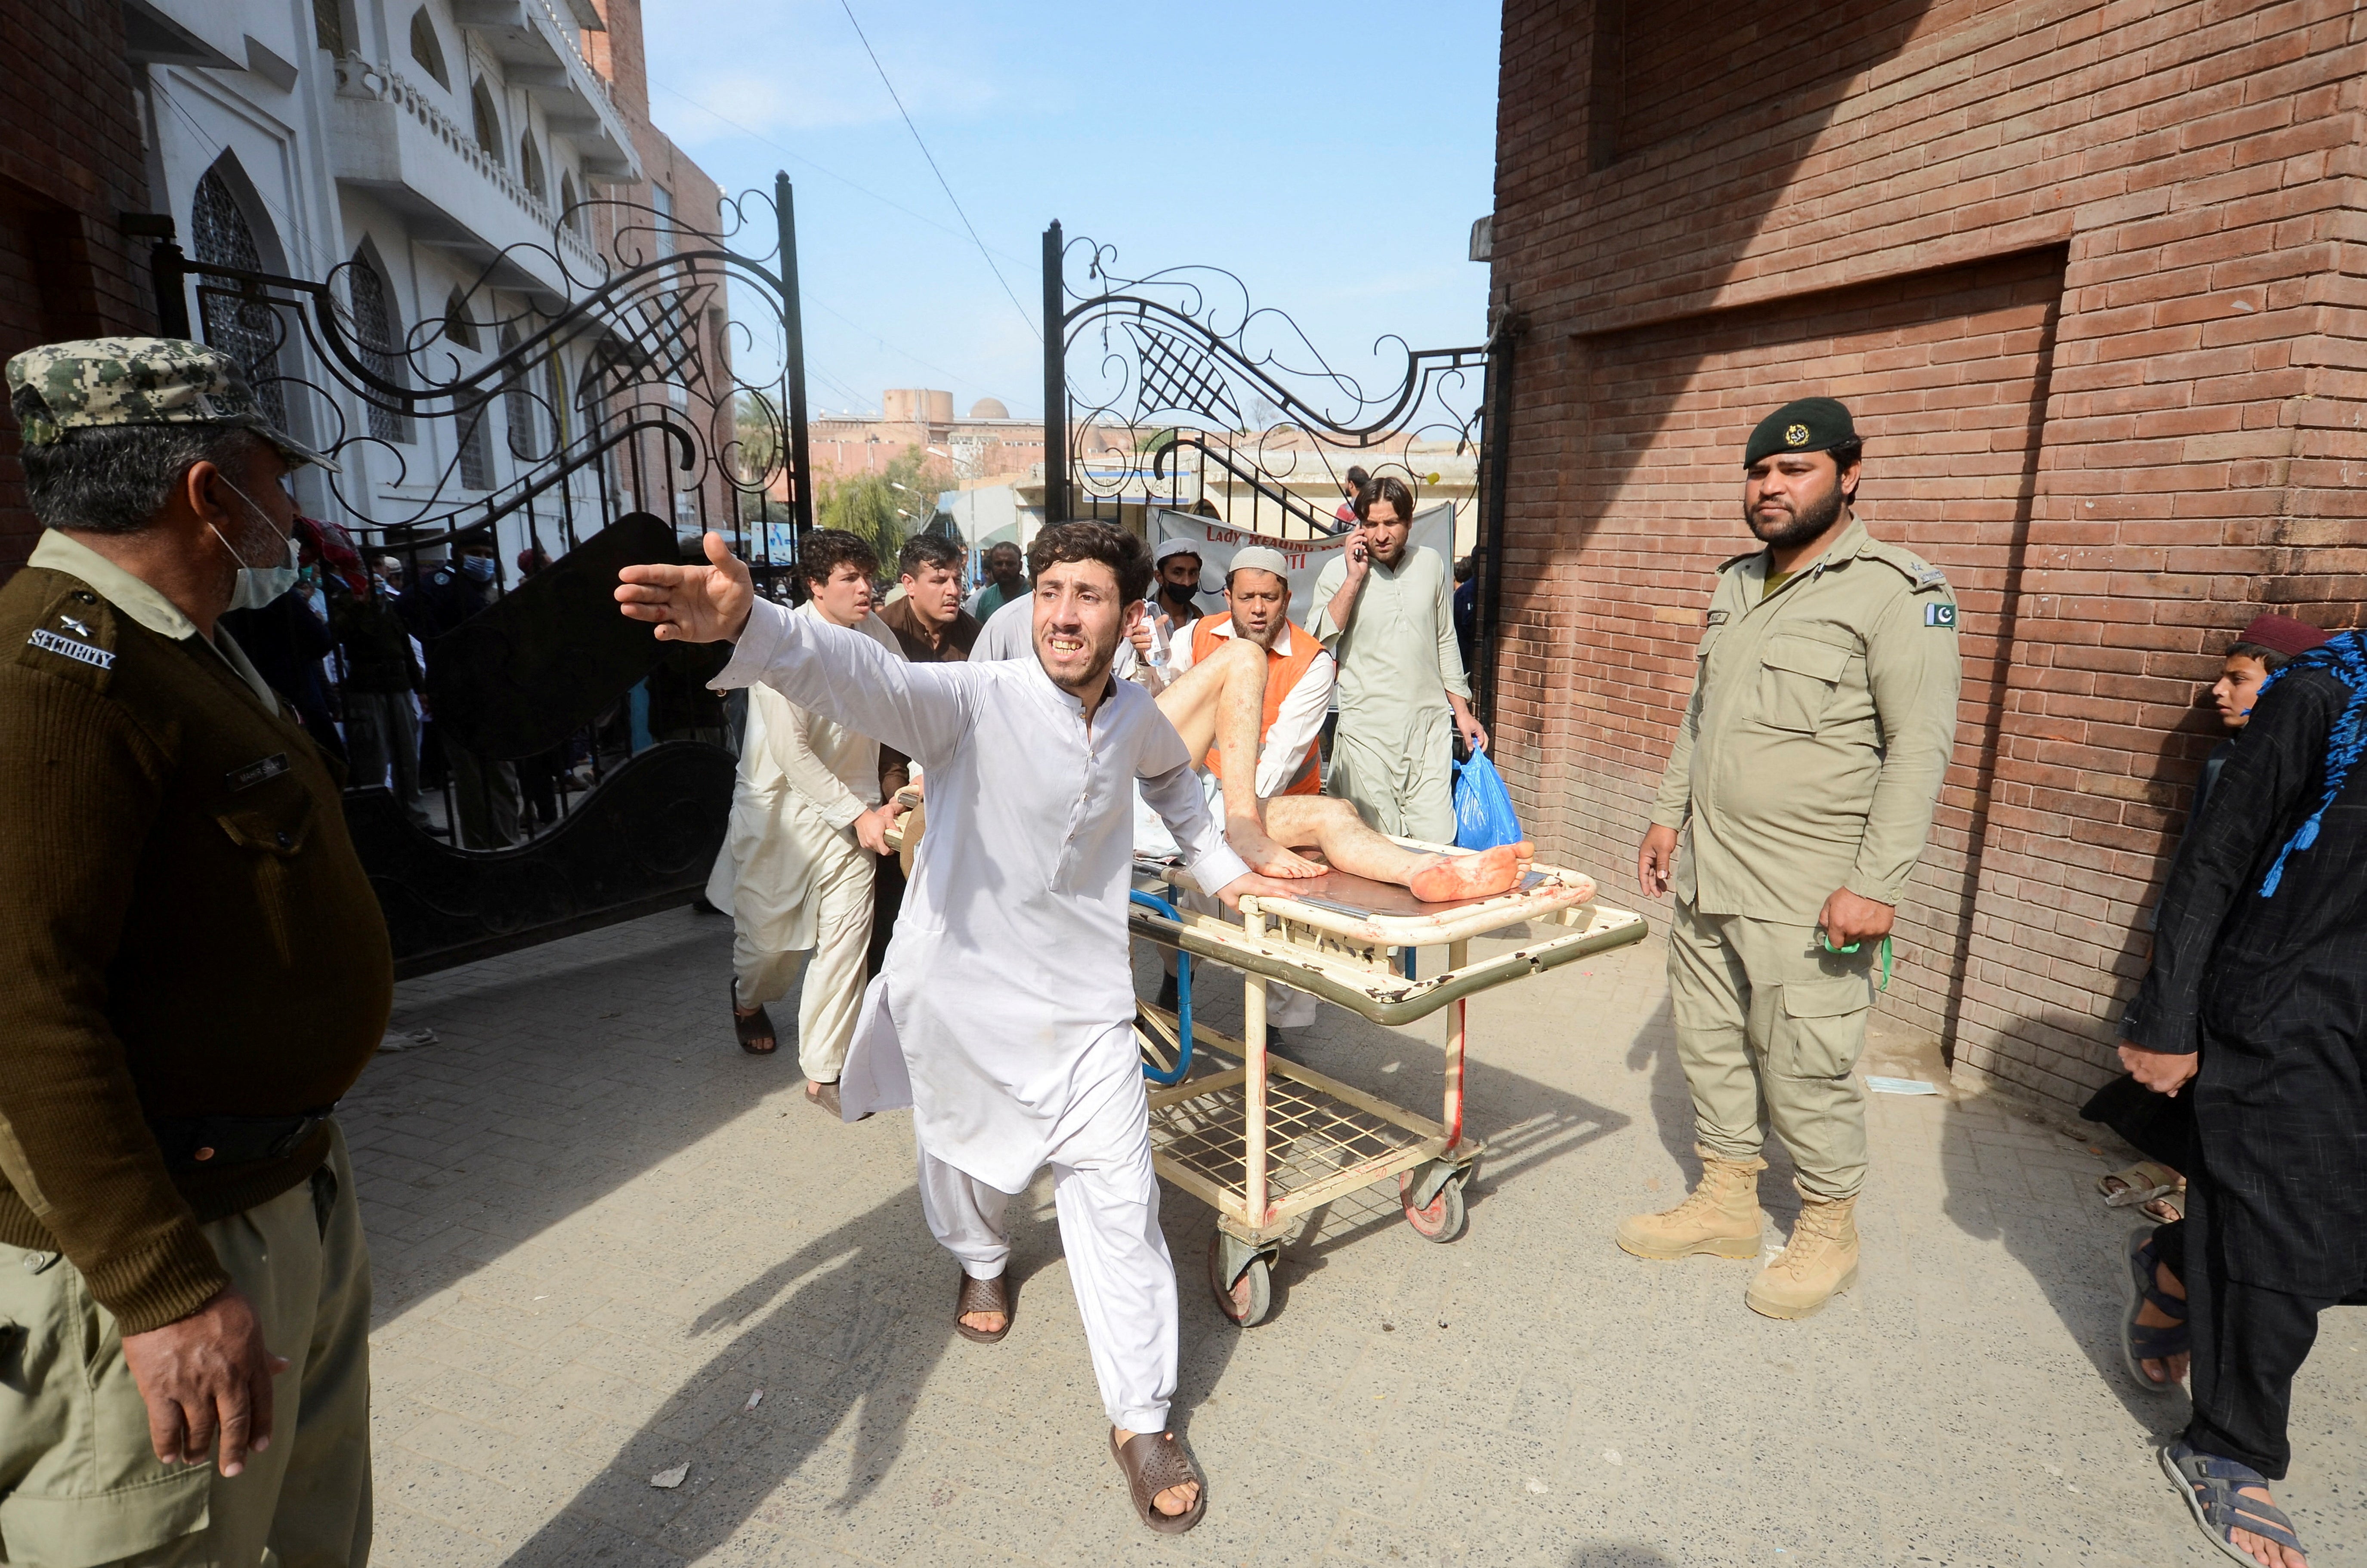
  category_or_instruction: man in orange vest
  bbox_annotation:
[1144,547,1527,903]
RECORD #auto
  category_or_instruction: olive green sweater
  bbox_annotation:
[0,549,391,1333]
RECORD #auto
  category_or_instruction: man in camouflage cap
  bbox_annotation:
[0,338,386,1564]
[1625,396,1962,1320]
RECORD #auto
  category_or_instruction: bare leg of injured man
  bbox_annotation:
[1154,635,1528,902]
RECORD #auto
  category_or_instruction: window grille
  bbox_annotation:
[347,252,411,444]
[189,170,290,432]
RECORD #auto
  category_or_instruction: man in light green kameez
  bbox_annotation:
[1307,475,1489,843]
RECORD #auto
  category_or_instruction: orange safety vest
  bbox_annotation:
[1190,614,1323,796]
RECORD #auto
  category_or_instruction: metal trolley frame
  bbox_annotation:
[1129,850,1647,1326]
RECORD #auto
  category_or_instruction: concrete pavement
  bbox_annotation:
[346,906,2364,1566]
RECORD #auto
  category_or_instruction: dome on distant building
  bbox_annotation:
[968,397,1009,420]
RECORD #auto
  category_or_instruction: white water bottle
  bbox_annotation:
[1143,597,1171,673]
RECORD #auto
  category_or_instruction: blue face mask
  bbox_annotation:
[460,554,497,583]
[210,479,300,611]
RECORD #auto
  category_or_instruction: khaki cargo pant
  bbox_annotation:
[1667,900,1873,1201]
[0,1124,371,1567]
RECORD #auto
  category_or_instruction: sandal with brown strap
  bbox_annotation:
[953,1271,1010,1344]
[731,981,777,1056]
[1109,1428,1207,1534]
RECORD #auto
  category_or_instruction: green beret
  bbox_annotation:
[1744,397,1858,469]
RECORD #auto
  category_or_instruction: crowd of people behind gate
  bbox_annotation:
[0,334,2354,1566]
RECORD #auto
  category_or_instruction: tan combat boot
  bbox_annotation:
[1746,1191,1860,1319]
[1616,1149,1766,1260]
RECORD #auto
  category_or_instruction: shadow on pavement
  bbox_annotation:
[1936,1021,2190,1443]
[1569,1546,1677,1567]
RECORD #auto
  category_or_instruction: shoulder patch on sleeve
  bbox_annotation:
[9,575,122,690]
[1859,540,1951,593]
[1924,602,1959,629]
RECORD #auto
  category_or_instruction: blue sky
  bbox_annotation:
[639,0,1503,420]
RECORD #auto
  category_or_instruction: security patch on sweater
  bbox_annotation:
[1925,602,1958,629]
[26,627,115,670]
[227,753,291,793]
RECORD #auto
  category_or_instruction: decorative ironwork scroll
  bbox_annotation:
[1046,222,1498,540]
[139,175,820,973]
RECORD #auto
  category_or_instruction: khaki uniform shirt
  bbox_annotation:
[1650,515,1962,925]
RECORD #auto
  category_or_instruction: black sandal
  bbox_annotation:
[731,981,776,1055]
[954,1270,1011,1343]
[1110,1428,1206,1534]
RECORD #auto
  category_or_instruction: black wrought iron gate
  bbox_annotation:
[145,176,818,976]
[1040,223,1517,724]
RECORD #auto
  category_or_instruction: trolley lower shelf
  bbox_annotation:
[1129,858,1648,1327]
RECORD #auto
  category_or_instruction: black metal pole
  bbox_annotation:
[776,173,815,543]
[1476,319,1517,732]
[152,239,191,339]
[1042,220,1066,523]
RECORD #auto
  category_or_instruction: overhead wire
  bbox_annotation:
[834,0,1040,342]
[643,77,1028,265]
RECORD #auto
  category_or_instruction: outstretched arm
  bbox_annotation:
[620,533,968,765]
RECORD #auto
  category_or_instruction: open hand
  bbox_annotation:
[616,531,754,642]
[119,1287,288,1475]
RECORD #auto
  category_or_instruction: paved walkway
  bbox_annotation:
[350,907,2363,1566]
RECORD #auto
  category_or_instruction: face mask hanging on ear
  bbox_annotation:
[210,478,302,611]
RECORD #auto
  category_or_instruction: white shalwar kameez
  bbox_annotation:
[712,598,1249,1435]
[705,603,902,1083]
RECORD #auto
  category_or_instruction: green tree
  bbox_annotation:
[816,443,956,561]
[734,389,784,483]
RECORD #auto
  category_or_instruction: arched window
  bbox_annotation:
[408,9,449,88]
[189,164,290,431]
[347,248,411,444]
[558,172,581,235]
[500,324,543,461]
[519,132,547,204]
[441,289,477,350]
[470,81,502,164]
[543,351,569,454]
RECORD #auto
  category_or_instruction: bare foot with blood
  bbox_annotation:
[1406,842,1530,902]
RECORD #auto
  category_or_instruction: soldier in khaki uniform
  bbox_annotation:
[1624,398,1960,1318]
[0,340,388,1563]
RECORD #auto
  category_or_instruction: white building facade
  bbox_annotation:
[123,0,722,568]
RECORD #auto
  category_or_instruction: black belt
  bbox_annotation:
[148,1107,336,1173]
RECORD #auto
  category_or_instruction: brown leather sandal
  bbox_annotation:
[731,981,776,1055]
[1110,1428,1205,1533]
[953,1271,1010,1344]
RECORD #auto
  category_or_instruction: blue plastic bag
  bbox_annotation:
[1451,748,1524,850]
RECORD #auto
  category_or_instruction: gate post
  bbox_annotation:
[1041,220,1067,522]
[1476,317,1517,731]
[776,173,815,544]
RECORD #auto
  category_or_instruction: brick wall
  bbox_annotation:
[0,2,155,573]
[1489,0,2367,1110]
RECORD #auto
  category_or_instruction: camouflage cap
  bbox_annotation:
[3,336,337,472]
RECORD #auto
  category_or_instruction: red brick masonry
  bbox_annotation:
[1488,0,2366,1109]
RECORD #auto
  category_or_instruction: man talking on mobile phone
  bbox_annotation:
[1305,475,1483,843]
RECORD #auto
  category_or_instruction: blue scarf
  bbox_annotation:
[2253,630,2367,896]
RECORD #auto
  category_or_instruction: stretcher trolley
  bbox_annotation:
[1128,845,1647,1326]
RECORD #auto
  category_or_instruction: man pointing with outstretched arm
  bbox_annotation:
[619,522,1290,1534]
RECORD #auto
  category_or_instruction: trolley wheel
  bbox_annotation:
[1400,1167,1469,1243]
[1206,1232,1274,1327]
